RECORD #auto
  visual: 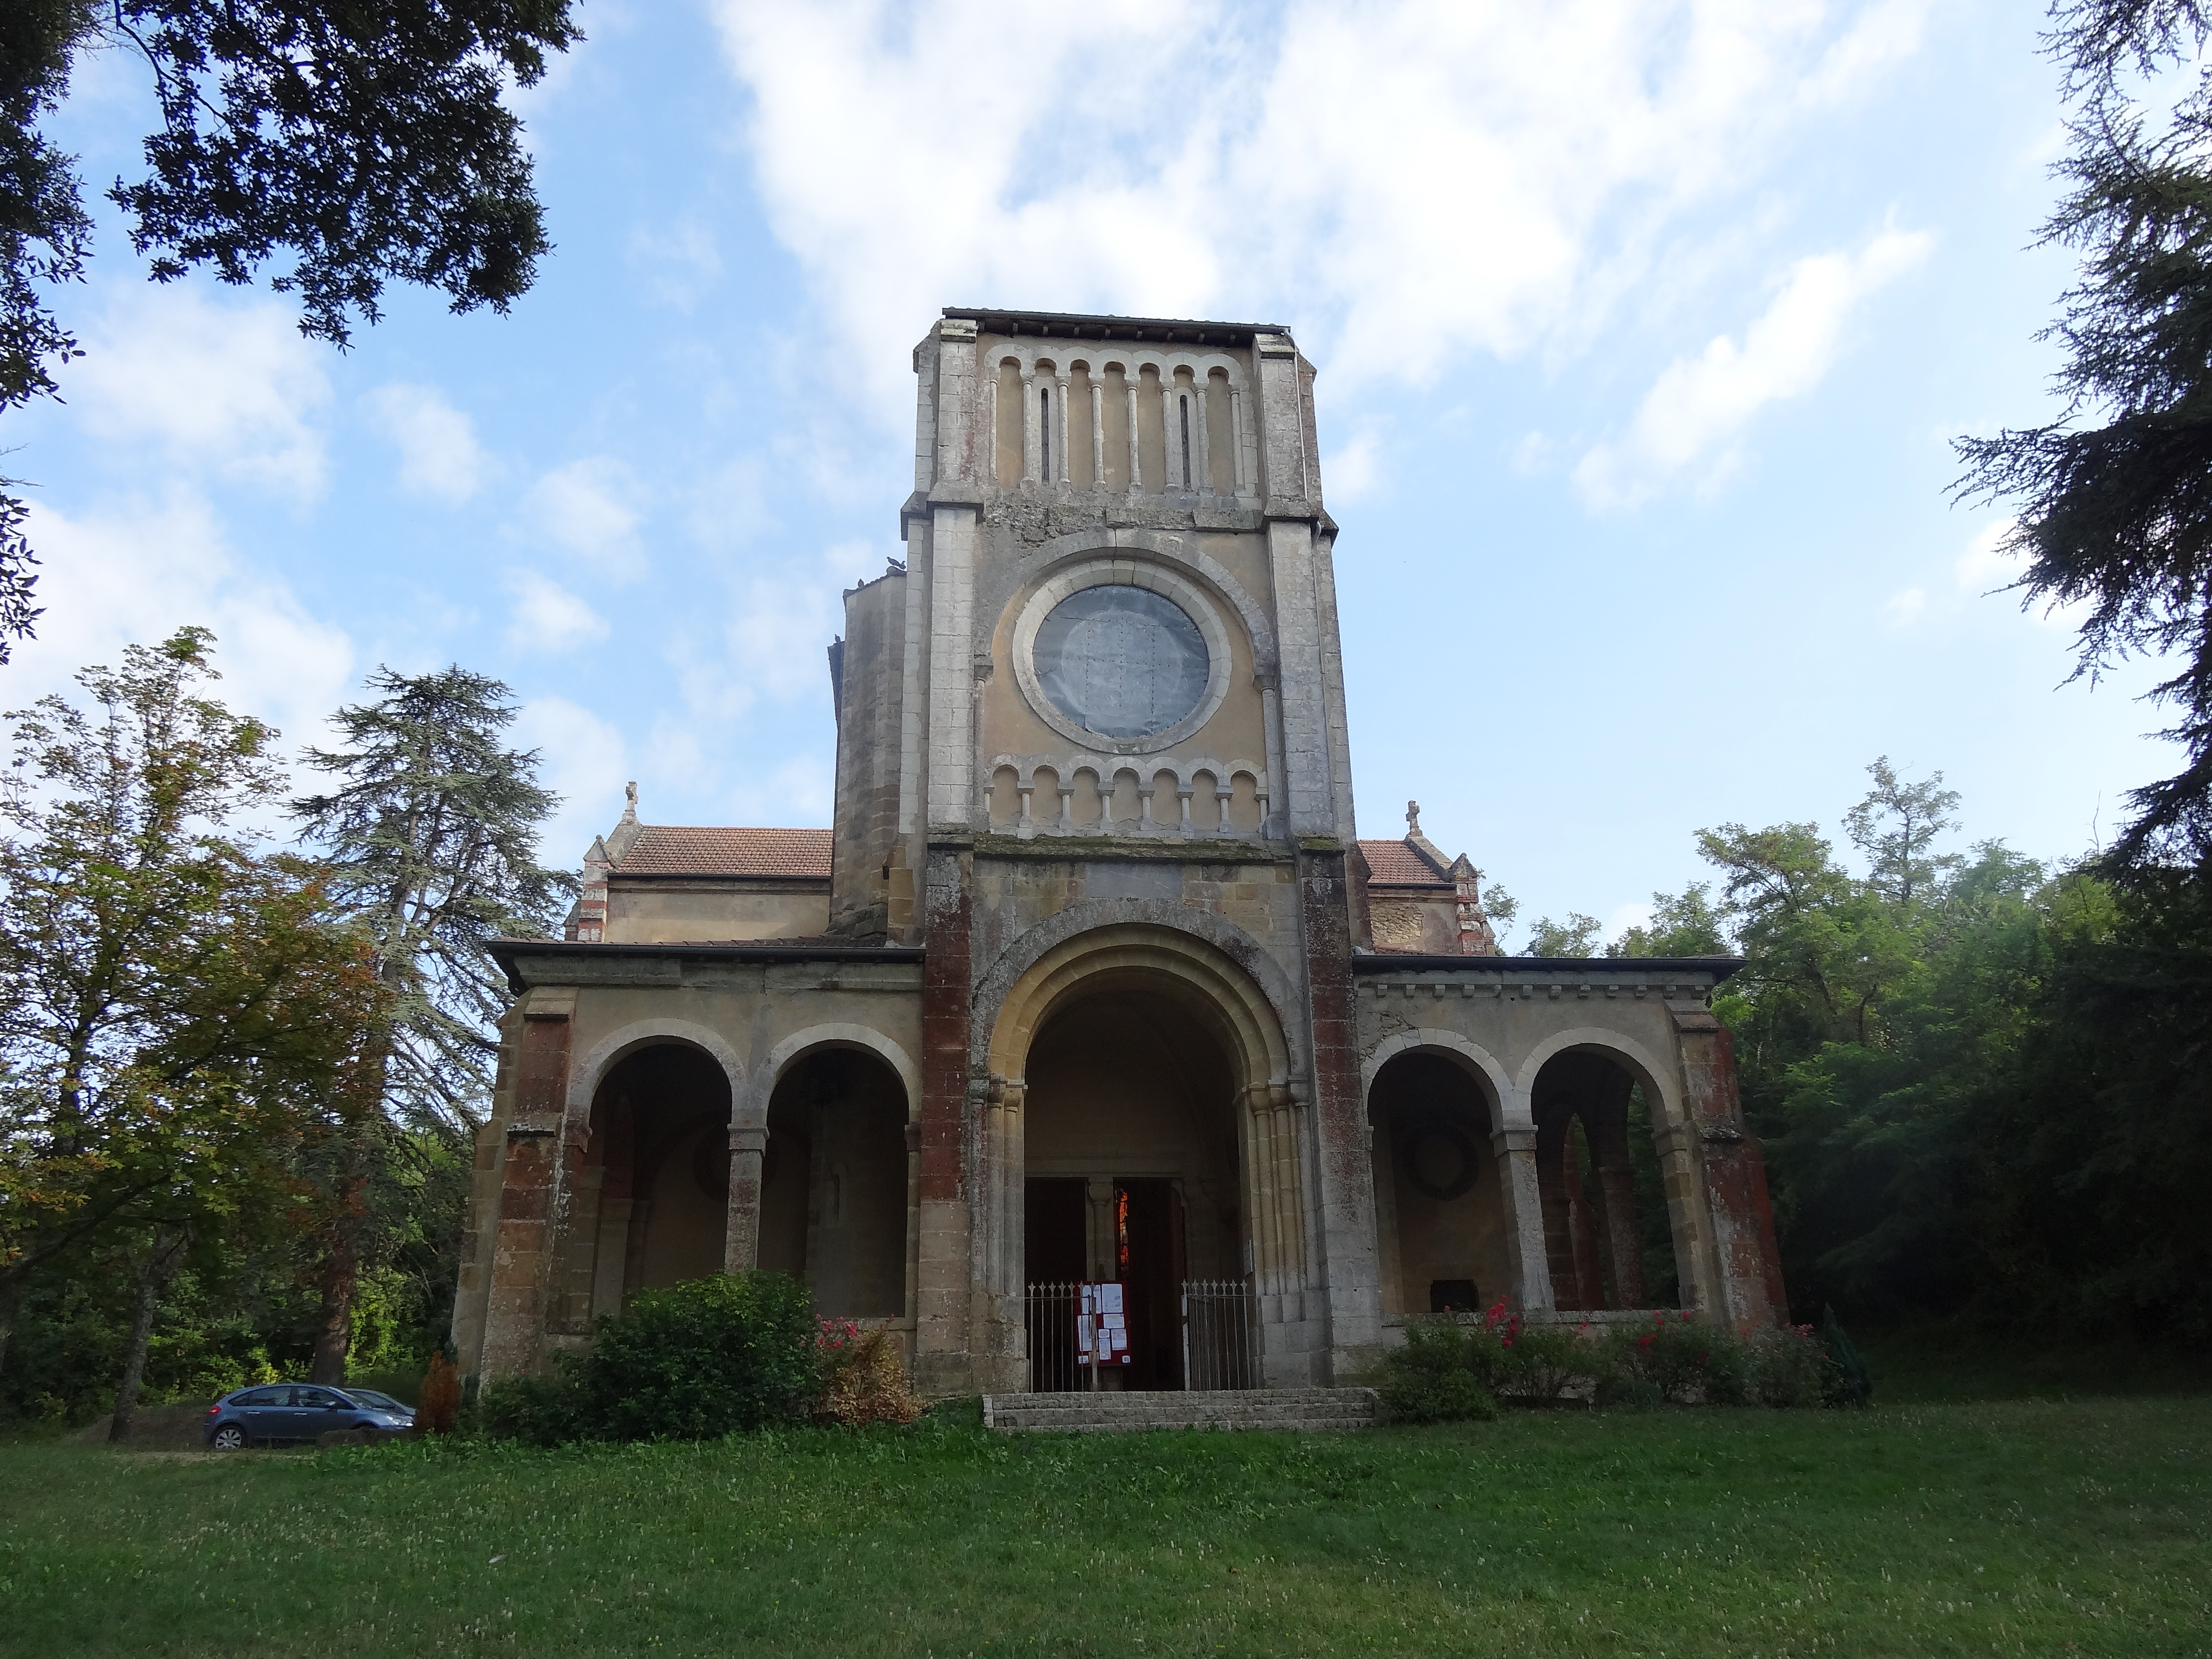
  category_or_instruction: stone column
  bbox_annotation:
[1088,375,1106,488]
[1191,378,1213,494]
[1229,384,1248,492]
[1162,379,1180,488]
[1492,1124,1555,1313]
[1054,371,1071,488]
[1256,670,1286,839]
[1125,377,1143,496]
[722,1122,768,1272]
[1020,367,1039,483]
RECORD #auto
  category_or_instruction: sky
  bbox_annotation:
[6,0,2179,944]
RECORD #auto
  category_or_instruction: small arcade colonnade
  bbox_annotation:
[1353,956,1787,1338]
[454,946,929,1385]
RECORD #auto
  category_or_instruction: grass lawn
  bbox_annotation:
[2,1395,2208,1657]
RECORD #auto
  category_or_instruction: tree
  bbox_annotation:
[1522,912,1602,956]
[1953,0,2212,867]
[1608,882,1730,958]
[0,628,382,1420]
[1843,757,1962,913]
[0,0,580,645]
[289,665,572,1381]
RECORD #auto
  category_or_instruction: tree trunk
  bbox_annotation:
[309,1217,359,1385]
[108,1230,186,1444]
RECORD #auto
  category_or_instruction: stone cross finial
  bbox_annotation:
[623,781,638,819]
[1406,799,1421,834]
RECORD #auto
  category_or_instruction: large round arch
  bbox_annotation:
[981,920,1309,1392]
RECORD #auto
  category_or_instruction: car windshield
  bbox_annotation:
[342,1390,404,1410]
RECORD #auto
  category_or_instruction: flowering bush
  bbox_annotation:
[1604,1312,1752,1405]
[813,1319,923,1428]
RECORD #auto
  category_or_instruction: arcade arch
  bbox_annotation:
[1529,1045,1685,1312]
[1367,1047,1509,1318]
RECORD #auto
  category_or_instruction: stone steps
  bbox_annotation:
[983,1387,1381,1434]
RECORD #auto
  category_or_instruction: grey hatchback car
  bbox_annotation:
[202,1384,415,1449]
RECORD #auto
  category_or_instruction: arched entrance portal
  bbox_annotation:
[578,1042,733,1314]
[759,1048,909,1317]
[982,922,1306,1393]
[1023,984,1243,1389]
[1368,1051,1509,1317]
[1531,1049,1682,1311]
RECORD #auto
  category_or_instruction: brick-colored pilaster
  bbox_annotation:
[912,842,974,1392]
[1298,844,1376,1381]
[477,1007,573,1381]
[1674,1008,1788,1332]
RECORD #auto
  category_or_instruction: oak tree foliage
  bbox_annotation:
[0,0,579,651]
[0,628,383,1390]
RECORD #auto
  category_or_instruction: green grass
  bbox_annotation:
[2,1396,2208,1656]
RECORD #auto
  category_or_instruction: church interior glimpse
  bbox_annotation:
[1022,982,1245,1391]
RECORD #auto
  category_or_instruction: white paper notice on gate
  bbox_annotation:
[1095,1282,1125,1314]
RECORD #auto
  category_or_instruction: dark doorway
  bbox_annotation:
[1024,1178,1086,1284]
[1115,1178,1185,1391]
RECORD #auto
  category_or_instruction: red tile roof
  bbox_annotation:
[614,826,833,880]
[1359,838,1449,886]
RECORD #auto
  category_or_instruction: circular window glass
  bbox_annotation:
[1031,585,1209,740]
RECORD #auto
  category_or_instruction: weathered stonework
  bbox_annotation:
[453,307,1788,1393]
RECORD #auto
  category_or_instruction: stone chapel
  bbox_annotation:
[452,307,1788,1397]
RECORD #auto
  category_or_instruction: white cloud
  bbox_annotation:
[1884,586,1928,627]
[505,570,610,652]
[12,488,356,759]
[1322,428,1386,505]
[512,695,631,865]
[725,753,834,827]
[522,457,647,574]
[362,383,490,503]
[712,0,1929,419]
[727,574,842,702]
[629,217,726,309]
[1575,225,1933,507]
[68,285,332,499]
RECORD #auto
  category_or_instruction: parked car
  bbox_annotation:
[202,1384,416,1450]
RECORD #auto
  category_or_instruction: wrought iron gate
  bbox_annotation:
[1180,1279,1259,1391]
[1022,1280,1259,1392]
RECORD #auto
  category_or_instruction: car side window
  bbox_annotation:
[235,1388,283,1408]
[291,1387,343,1409]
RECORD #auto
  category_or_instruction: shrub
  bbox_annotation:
[1747,1323,1832,1408]
[1500,1322,1589,1403]
[416,1354,461,1437]
[1596,1312,1755,1405]
[578,1272,818,1442]
[813,1321,923,1428]
[474,1271,819,1445]
[1379,1318,1498,1423]
[474,1371,587,1447]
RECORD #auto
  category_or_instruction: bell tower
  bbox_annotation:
[848,307,1377,1393]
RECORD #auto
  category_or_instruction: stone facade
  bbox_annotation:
[451,307,1787,1393]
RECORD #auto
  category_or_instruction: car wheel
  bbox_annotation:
[210,1424,247,1452]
